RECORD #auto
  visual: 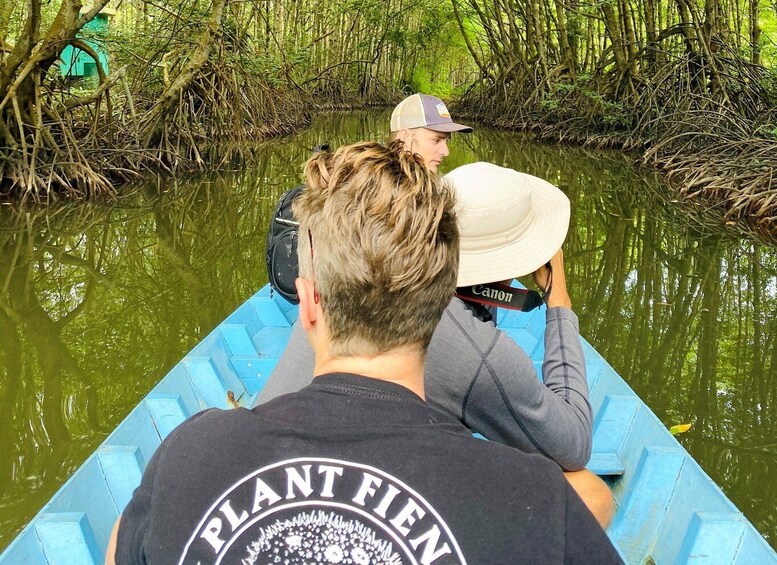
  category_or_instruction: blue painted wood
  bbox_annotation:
[2,284,775,564]
[581,338,605,361]
[219,324,259,356]
[2,526,47,563]
[500,327,539,355]
[35,513,101,565]
[97,446,145,511]
[261,286,299,321]
[223,297,265,336]
[530,360,542,382]
[191,336,249,397]
[252,326,294,359]
[42,458,119,562]
[586,359,605,392]
[587,452,625,476]
[228,356,278,396]
[592,394,641,454]
[493,308,527,329]
[589,365,639,417]
[101,403,163,463]
[526,308,546,337]
[732,527,777,564]
[145,363,203,417]
[183,356,237,410]
[651,459,745,562]
[144,394,189,439]
[248,295,294,327]
[676,512,748,564]
[609,446,687,562]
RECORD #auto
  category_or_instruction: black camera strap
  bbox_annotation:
[455,283,545,313]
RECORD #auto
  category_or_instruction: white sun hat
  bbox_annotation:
[444,162,570,287]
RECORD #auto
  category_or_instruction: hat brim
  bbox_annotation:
[424,122,473,133]
[455,172,570,287]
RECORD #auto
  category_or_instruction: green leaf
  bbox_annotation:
[669,423,692,436]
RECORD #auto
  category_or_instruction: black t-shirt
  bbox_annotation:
[117,373,622,564]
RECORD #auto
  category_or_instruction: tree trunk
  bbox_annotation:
[601,3,629,78]
[140,0,229,146]
[554,0,576,77]
[749,0,761,64]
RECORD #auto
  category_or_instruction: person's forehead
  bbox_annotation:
[413,127,451,140]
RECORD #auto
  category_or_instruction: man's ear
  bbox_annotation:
[296,277,318,332]
[395,129,412,143]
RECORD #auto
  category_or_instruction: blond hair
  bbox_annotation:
[295,140,458,357]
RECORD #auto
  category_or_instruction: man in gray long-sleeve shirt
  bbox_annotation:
[262,139,614,525]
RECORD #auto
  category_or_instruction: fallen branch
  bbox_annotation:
[59,67,125,112]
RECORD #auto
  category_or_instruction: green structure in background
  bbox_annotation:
[59,7,116,78]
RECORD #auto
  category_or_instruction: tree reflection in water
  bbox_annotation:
[0,111,775,550]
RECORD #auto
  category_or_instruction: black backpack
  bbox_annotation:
[265,144,330,303]
[265,185,303,304]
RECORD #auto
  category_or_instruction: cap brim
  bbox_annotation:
[425,122,473,133]
[455,173,570,287]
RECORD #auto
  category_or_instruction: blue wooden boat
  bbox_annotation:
[2,284,775,564]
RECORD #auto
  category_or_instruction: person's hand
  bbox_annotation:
[532,249,572,310]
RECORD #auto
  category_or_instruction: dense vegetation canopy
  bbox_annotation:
[1,0,777,233]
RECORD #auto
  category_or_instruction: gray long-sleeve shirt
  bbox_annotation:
[257,297,592,470]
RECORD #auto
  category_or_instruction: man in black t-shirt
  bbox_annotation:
[108,141,622,564]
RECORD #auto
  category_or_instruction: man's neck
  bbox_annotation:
[313,348,426,399]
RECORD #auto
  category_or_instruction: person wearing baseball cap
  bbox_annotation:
[390,93,472,172]
[262,95,469,304]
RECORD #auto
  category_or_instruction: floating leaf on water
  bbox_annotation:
[669,423,692,436]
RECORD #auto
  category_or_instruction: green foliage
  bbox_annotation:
[535,80,632,130]
[541,96,559,111]
[100,0,472,103]
[758,10,777,65]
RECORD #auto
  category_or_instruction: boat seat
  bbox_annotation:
[219,322,291,398]
[97,446,145,511]
[586,452,625,476]
[144,393,189,438]
[34,512,101,564]
[248,293,297,326]
[609,446,687,562]
[184,356,243,410]
[220,323,259,356]
[676,512,750,563]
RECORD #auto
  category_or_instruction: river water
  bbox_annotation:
[0,110,775,551]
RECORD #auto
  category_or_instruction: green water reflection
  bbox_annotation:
[0,111,775,551]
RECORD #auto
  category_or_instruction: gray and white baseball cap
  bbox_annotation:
[390,94,473,133]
